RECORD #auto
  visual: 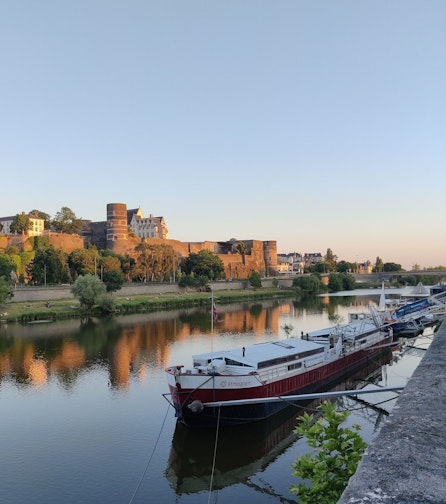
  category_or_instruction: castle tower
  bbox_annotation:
[263,240,278,276]
[106,203,128,250]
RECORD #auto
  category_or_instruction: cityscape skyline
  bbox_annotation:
[1,2,445,271]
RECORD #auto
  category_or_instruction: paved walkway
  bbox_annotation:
[338,321,446,503]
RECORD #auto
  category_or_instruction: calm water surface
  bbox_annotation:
[0,291,434,504]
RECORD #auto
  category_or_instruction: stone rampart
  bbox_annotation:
[338,321,446,503]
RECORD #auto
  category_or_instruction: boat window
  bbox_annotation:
[225,358,253,367]
[288,362,302,371]
[257,346,324,369]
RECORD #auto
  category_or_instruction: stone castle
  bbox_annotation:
[1,203,278,279]
[85,203,278,279]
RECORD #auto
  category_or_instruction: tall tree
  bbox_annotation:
[374,256,384,273]
[28,247,71,285]
[10,213,31,235]
[71,274,106,310]
[51,207,84,234]
[324,248,337,272]
[180,250,225,281]
[69,248,100,278]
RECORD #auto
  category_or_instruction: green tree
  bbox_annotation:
[248,270,262,289]
[373,256,384,273]
[383,262,403,272]
[336,260,355,273]
[328,273,344,292]
[0,277,13,304]
[69,247,100,278]
[51,207,84,234]
[324,248,338,272]
[293,275,326,294]
[291,401,367,504]
[180,250,225,281]
[102,269,124,293]
[234,241,249,264]
[28,247,71,285]
[0,254,16,279]
[70,274,106,310]
[10,213,31,235]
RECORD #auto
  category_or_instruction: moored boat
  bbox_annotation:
[164,321,393,428]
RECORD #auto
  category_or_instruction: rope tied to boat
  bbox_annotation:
[128,402,171,504]
[207,404,221,504]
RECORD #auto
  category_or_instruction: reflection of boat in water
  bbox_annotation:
[165,351,392,495]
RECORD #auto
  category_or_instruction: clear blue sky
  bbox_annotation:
[1,1,445,270]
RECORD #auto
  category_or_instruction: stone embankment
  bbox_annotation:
[9,278,294,303]
[338,321,446,503]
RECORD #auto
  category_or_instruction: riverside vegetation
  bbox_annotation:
[0,284,295,324]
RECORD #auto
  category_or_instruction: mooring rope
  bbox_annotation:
[207,405,221,504]
[128,402,171,504]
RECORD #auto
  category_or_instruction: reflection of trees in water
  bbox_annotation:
[249,303,263,318]
[0,295,367,390]
[293,295,325,315]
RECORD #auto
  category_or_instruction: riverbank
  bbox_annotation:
[0,286,296,323]
[338,320,446,503]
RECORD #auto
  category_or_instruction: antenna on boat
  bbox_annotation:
[210,288,217,355]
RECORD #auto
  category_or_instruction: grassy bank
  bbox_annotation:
[0,288,296,324]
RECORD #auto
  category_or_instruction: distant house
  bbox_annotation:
[357,261,373,274]
[127,207,168,240]
[277,252,305,274]
[0,212,44,237]
[304,253,323,268]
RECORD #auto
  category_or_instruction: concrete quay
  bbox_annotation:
[338,321,446,503]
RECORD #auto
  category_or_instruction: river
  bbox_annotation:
[0,289,434,504]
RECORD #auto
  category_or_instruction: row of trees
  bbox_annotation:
[0,237,230,289]
[2,207,84,235]
[306,249,405,275]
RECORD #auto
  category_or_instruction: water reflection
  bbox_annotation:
[0,296,388,392]
[166,351,392,495]
[0,299,290,390]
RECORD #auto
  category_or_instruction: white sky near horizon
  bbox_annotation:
[1,1,445,270]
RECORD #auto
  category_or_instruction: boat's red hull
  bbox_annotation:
[167,335,392,428]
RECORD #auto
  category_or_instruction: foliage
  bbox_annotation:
[27,247,71,285]
[373,256,384,273]
[98,294,117,313]
[292,274,327,294]
[328,273,344,292]
[134,243,177,282]
[51,207,84,234]
[69,247,99,278]
[70,274,106,310]
[328,273,356,292]
[178,273,210,291]
[102,269,124,292]
[291,401,367,504]
[324,248,338,272]
[281,323,294,337]
[0,254,16,279]
[179,250,225,281]
[0,277,14,303]
[248,270,262,289]
[31,236,51,250]
[10,213,31,235]
[234,241,249,264]
[336,260,355,273]
[383,262,403,272]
